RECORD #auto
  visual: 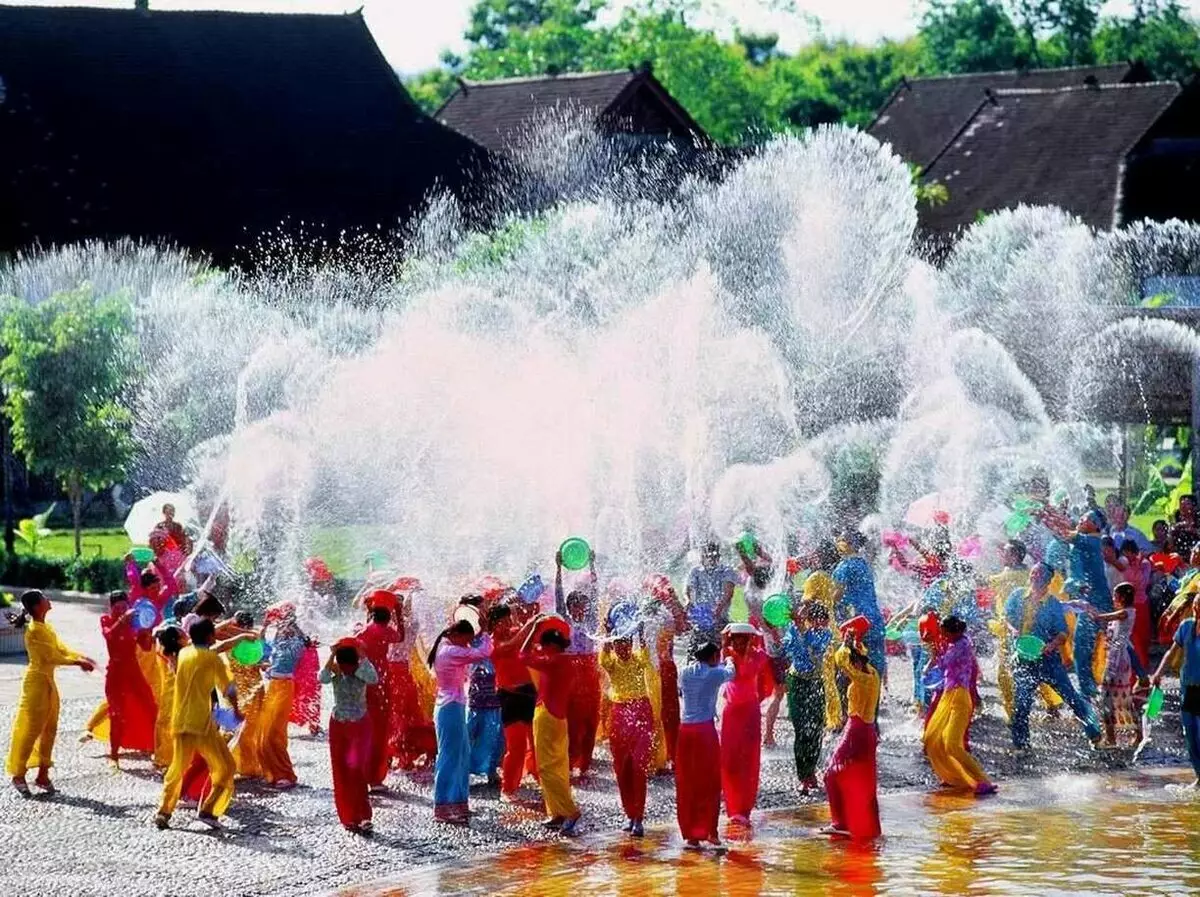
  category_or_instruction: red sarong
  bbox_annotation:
[388,660,436,770]
[720,697,761,819]
[365,686,391,787]
[659,658,680,764]
[104,650,157,755]
[181,754,209,802]
[565,654,601,775]
[330,714,373,827]
[825,716,881,839]
[609,697,654,820]
[290,645,322,729]
[676,721,721,841]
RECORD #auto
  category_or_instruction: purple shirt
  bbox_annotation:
[937,636,976,691]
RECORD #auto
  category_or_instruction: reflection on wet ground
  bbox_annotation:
[338,769,1200,897]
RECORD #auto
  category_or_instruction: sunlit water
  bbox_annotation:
[7,126,1200,628]
[340,770,1200,897]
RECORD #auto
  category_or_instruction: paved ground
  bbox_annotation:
[0,599,1190,897]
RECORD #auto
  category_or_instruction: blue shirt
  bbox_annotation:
[832,556,883,624]
[1175,619,1200,688]
[267,632,307,678]
[1005,589,1068,643]
[679,661,734,724]
[780,625,832,676]
[1069,533,1112,612]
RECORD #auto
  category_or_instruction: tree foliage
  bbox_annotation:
[407,0,1200,145]
[0,287,137,556]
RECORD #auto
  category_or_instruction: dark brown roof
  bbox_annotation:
[869,62,1150,168]
[436,69,705,154]
[0,4,501,263]
[919,82,1182,234]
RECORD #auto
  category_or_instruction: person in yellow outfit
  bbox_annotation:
[155,619,247,830]
[989,541,1064,719]
[229,612,267,778]
[152,624,186,770]
[801,562,843,731]
[520,619,581,836]
[922,616,997,795]
[256,609,309,788]
[6,590,96,796]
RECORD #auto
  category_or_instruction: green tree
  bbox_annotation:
[920,0,1030,72]
[1094,1,1200,81]
[1010,0,1104,64]
[465,0,602,50]
[0,287,137,556]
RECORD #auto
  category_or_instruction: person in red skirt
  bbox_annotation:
[319,637,378,834]
[676,641,733,849]
[644,575,689,769]
[100,591,158,763]
[823,616,882,840]
[720,622,768,827]
[554,549,602,777]
[357,591,401,790]
[598,629,656,837]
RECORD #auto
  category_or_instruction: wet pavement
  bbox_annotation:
[339,769,1200,897]
[0,600,1193,897]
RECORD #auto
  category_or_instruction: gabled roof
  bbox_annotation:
[436,68,706,154]
[0,4,499,262]
[869,62,1151,168]
[920,82,1183,234]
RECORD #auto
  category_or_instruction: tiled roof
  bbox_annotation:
[920,82,1183,233]
[436,69,701,154]
[0,4,498,261]
[869,62,1149,168]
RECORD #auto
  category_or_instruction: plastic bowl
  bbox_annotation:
[1014,634,1046,662]
[559,537,591,571]
[130,598,157,631]
[231,638,265,666]
[762,593,791,627]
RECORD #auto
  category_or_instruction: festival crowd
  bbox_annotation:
[5,485,1200,844]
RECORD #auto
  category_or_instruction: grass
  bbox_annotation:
[15,527,131,560]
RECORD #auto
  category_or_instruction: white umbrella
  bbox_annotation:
[124,491,197,546]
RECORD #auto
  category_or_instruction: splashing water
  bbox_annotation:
[5,125,1200,622]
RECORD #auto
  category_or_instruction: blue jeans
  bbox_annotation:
[434,701,470,807]
[1073,614,1099,699]
[467,705,504,777]
[1011,655,1100,748]
[1184,710,1200,780]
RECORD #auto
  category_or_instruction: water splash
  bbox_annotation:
[5,126,1200,617]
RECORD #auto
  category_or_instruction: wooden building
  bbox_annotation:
[436,66,708,157]
[0,5,502,264]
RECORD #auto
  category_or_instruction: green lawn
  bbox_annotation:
[15,527,131,560]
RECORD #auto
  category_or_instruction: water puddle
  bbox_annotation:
[337,769,1199,896]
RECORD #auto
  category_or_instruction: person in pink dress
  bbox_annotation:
[1119,540,1152,670]
[719,622,768,826]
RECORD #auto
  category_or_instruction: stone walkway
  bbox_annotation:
[0,600,1189,897]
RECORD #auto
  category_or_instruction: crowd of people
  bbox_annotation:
[4,488,1200,845]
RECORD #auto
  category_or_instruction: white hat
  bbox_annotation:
[452,604,481,635]
[723,621,758,636]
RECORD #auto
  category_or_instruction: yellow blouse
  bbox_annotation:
[24,621,81,677]
[600,647,651,703]
[834,645,880,725]
[803,571,837,609]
